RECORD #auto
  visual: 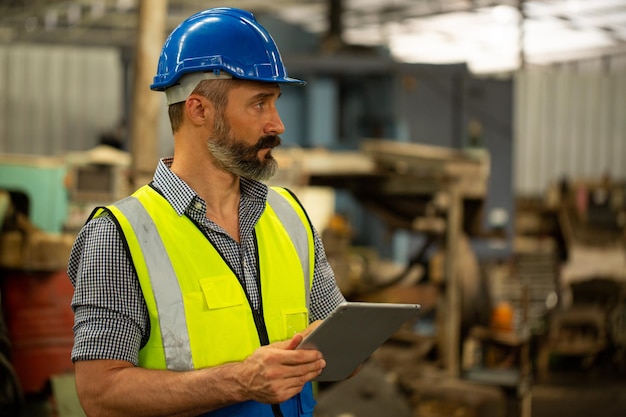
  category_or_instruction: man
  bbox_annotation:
[68,7,346,417]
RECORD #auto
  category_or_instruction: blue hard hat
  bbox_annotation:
[150,7,305,91]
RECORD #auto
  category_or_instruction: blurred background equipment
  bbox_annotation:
[534,177,626,379]
[0,190,23,416]
[0,144,132,415]
[0,153,94,417]
[63,145,132,232]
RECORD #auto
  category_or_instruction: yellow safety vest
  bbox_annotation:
[93,184,315,370]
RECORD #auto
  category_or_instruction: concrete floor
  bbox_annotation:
[531,371,626,417]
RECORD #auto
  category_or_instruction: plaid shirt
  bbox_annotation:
[68,157,345,365]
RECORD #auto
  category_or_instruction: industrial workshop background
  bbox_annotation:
[0,1,625,417]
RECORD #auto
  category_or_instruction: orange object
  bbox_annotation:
[490,301,515,332]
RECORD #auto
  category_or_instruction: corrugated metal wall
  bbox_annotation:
[0,44,122,155]
[514,60,626,196]
[2,44,625,199]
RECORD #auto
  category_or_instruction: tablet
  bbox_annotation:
[296,301,420,381]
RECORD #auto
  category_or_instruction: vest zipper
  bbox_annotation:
[187,215,287,417]
[251,235,285,417]
[251,300,285,417]
[252,307,270,346]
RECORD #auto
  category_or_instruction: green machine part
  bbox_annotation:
[0,155,69,234]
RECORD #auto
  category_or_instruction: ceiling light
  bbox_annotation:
[491,5,519,25]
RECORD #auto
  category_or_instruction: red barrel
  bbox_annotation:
[1,269,75,393]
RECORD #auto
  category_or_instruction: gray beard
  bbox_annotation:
[206,109,281,181]
[206,123,279,181]
[207,138,278,181]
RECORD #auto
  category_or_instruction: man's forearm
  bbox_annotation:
[74,334,325,417]
[75,360,245,417]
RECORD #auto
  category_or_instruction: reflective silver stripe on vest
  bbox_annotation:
[267,188,311,311]
[115,197,194,371]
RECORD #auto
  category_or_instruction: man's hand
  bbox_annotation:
[236,323,325,404]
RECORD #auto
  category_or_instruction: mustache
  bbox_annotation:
[252,135,281,152]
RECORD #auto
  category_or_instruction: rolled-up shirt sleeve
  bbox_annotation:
[68,215,149,365]
[309,226,346,322]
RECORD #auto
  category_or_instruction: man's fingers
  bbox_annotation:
[282,333,303,350]
[257,340,323,367]
[299,320,322,339]
[276,359,326,389]
[241,344,327,404]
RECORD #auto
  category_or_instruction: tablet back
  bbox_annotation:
[298,302,421,381]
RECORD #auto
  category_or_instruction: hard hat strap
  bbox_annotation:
[164,71,233,105]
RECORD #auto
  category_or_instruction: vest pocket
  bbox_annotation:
[190,276,255,365]
[282,308,309,339]
[200,275,246,309]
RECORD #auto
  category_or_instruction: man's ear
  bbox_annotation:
[185,95,213,126]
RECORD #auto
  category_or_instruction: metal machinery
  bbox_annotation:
[0,154,73,415]
[63,145,132,233]
[0,190,22,415]
[302,138,491,363]
[534,177,626,378]
[0,147,130,415]
[273,140,530,417]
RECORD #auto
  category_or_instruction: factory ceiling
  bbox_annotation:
[1,0,625,74]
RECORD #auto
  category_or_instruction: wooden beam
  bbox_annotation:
[130,0,167,189]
